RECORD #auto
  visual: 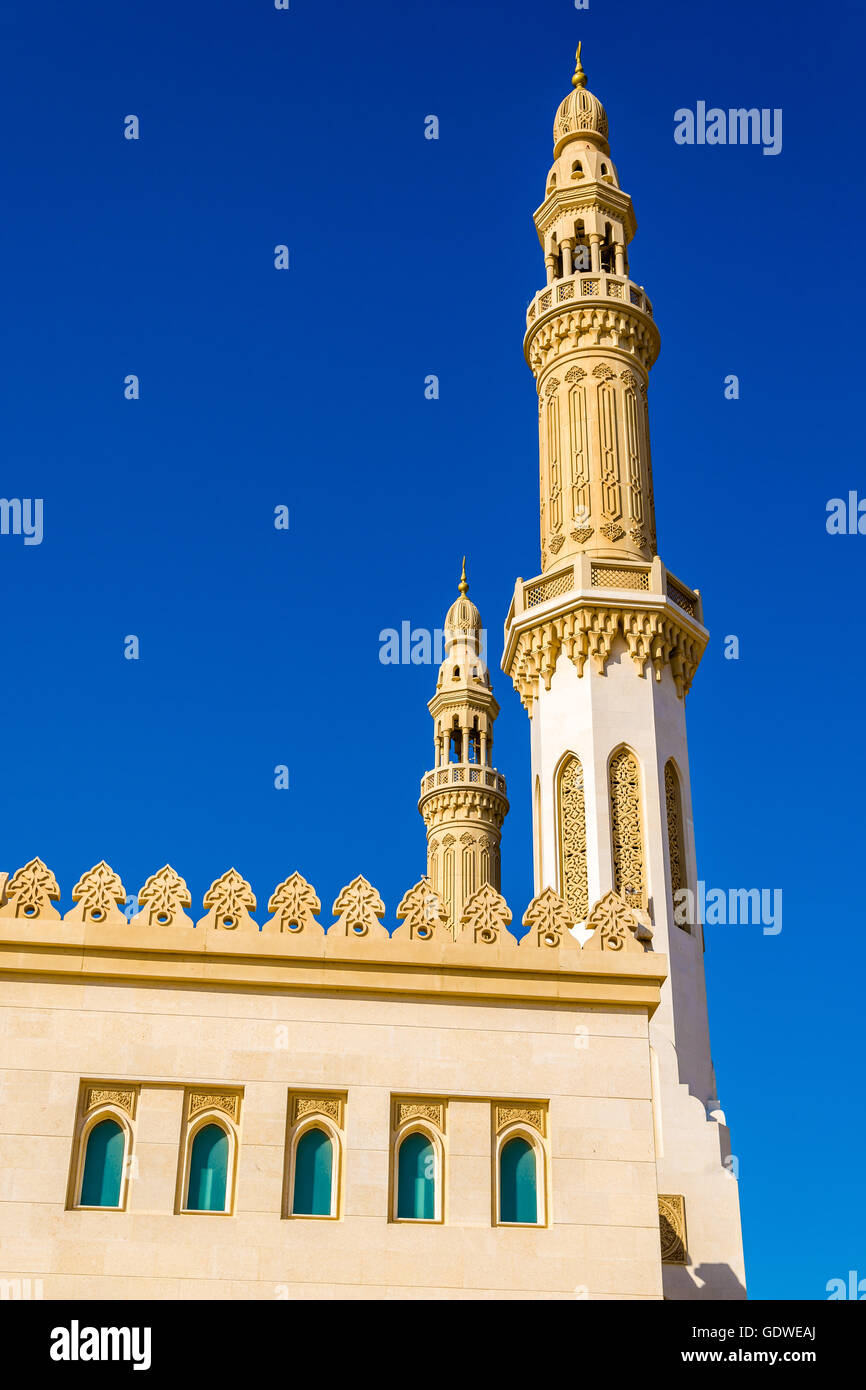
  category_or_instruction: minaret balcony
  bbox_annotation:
[526,272,653,328]
[419,763,507,797]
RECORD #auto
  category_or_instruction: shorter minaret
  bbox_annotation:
[418,563,509,935]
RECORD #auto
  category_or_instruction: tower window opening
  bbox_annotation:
[600,223,615,274]
[571,160,583,179]
[452,666,460,679]
[449,725,462,763]
[468,720,481,765]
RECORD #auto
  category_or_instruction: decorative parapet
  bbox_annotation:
[394,878,450,941]
[197,869,258,931]
[459,883,512,944]
[583,890,653,954]
[0,858,61,921]
[65,862,127,926]
[522,887,580,948]
[331,875,387,937]
[264,873,322,934]
[130,865,194,929]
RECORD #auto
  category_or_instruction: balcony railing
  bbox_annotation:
[419,764,507,796]
[527,273,653,327]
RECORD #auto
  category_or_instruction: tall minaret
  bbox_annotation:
[419,564,508,935]
[502,47,746,1299]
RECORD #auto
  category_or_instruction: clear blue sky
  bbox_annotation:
[1,0,862,1299]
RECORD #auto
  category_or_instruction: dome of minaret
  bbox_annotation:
[553,43,610,157]
[444,559,483,648]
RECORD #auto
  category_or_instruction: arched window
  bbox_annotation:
[80,1118,125,1208]
[499,1136,538,1224]
[292,1126,334,1216]
[396,1131,436,1220]
[609,746,646,907]
[664,759,689,930]
[557,754,589,921]
[571,159,583,178]
[186,1123,229,1213]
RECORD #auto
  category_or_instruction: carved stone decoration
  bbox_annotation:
[522,887,579,948]
[0,858,61,921]
[600,521,625,541]
[197,869,258,932]
[582,890,647,953]
[629,527,648,549]
[609,748,646,906]
[188,1091,241,1123]
[459,883,512,944]
[557,755,589,921]
[664,761,686,905]
[548,534,565,553]
[544,376,561,396]
[395,1100,445,1132]
[331,875,388,937]
[65,861,127,926]
[130,865,193,929]
[565,366,586,384]
[659,1193,688,1264]
[394,878,449,941]
[264,872,322,934]
[591,363,616,380]
[570,525,594,542]
[86,1086,136,1116]
[495,1104,545,1136]
[293,1094,343,1127]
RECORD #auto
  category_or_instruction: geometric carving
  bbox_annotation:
[130,865,194,929]
[659,1193,688,1264]
[565,366,586,384]
[591,364,616,380]
[394,1100,445,1132]
[394,877,449,941]
[599,521,625,541]
[609,748,645,907]
[197,869,257,931]
[331,875,387,937]
[664,761,687,911]
[582,890,649,954]
[0,857,61,921]
[570,525,594,542]
[495,1104,546,1136]
[557,755,589,921]
[86,1086,136,1117]
[591,564,650,591]
[188,1091,241,1123]
[521,886,579,947]
[65,861,128,926]
[265,872,322,933]
[459,883,512,945]
[292,1094,343,1127]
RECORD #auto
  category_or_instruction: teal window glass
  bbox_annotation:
[397,1131,435,1220]
[499,1137,538,1224]
[80,1118,125,1207]
[292,1127,334,1216]
[186,1123,229,1212]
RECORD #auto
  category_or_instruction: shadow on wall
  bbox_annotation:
[666,1263,748,1301]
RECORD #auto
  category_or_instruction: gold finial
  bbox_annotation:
[458,556,468,597]
[572,40,587,89]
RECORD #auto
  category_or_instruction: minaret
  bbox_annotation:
[418,563,509,935]
[502,48,746,1298]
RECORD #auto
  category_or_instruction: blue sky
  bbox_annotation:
[1,0,863,1299]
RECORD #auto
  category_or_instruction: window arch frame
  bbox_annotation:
[178,1109,238,1216]
[71,1104,133,1212]
[493,1123,547,1228]
[663,756,690,930]
[391,1119,444,1225]
[286,1114,342,1221]
[607,742,648,910]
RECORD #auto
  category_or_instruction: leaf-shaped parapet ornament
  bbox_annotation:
[521,886,580,948]
[64,861,128,926]
[196,868,258,931]
[458,883,512,945]
[0,857,61,921]
[394,877,450,941]
[331,875,387,937]
[129,865,194,929]
[263,872,322,933]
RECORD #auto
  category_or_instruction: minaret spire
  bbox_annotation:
[572,40,587,88]
[458,556,468,597]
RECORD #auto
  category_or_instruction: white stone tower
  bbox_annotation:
[501,45,746,1298]
[419,563,509,936]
